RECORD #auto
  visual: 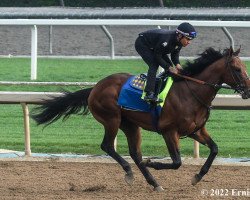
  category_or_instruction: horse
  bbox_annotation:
[31,47,250,192]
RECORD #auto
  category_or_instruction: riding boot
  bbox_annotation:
[143,65,163,103]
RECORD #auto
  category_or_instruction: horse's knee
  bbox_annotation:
[172,161,182,170]
[101,143,114,154]
[211,144,218,156]
[129,152,137,161]
[129,151,141,165]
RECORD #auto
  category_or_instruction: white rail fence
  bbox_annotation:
[0,89,249,157]
[0,19,250,80]
[1,19,250,157]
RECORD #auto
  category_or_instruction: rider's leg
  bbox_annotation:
[135,37,160,102]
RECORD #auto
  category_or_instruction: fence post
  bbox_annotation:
[114,137,117,151]
[31,25,37,80]
[221,27,235,51]
[194,141,199,158]
[101,25,115,59]
[49,25,53,54]
[21,103,31,156]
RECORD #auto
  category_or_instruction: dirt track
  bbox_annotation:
[0,158,249,200]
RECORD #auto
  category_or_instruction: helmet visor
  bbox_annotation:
[187,31,197,39]
[177,29,197,40]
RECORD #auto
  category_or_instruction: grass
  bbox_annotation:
[0,57,249,158]
[0,58,146,91]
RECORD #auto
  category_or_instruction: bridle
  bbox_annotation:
[169,51,248,138]
[172,54,248,109]
[226,55,249,95]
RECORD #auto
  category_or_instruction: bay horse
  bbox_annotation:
[32,47,250,191]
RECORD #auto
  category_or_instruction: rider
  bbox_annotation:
[135,22,197,103]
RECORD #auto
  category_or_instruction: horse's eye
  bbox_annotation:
[234,68,241,72]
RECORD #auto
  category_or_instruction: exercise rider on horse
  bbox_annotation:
[135,22,197,103]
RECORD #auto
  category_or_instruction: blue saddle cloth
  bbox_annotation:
[117,75,161,114]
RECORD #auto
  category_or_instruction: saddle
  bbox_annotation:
[130,72,169,98]
[117,72,173,112]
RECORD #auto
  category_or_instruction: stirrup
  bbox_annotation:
[144,93,163,104]
[145,98,163,104]
[153,98,163,104]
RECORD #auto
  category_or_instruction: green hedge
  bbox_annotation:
[1,0,249,7]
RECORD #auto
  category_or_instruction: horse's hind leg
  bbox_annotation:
[89,94,133,180]
[120,120,163,191]
[100,123,133,180]
[188,127,218,185]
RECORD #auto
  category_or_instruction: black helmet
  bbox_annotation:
[176,22,197,40]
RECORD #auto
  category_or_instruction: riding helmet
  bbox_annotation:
[176,22,197,40]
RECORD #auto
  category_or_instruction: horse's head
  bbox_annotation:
[223,46,250,99]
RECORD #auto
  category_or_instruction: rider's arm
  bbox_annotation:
[171,48,184,73]
[170,48,181,66]
[162,54,173,69]
[154,42,171,70]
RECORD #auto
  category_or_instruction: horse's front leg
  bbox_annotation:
[188,127,218,185]
[142,131,182,170]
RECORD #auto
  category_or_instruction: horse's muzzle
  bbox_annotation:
[241,89,250,99]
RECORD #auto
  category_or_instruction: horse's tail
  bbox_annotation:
[31,88,93,126]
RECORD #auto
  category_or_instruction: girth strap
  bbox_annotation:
[149,104,161,134]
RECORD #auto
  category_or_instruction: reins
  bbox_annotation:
[184,79,212,110]
[172,72,232,90]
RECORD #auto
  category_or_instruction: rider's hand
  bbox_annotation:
[169,66,178,74]
[176,64,183,73]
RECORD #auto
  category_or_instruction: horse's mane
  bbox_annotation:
[182,47,227,76]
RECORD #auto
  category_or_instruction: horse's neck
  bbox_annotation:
[195,58,225,86]
[184,58,226,105]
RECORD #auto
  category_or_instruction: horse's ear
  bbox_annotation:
[228,46,234,56]
[233,46,241,56]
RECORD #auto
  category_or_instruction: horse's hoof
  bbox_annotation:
[191,174,202,186]
[154,186,164,192]
[124,173,134,185]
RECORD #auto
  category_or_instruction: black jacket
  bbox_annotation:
[139,29,182,69]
